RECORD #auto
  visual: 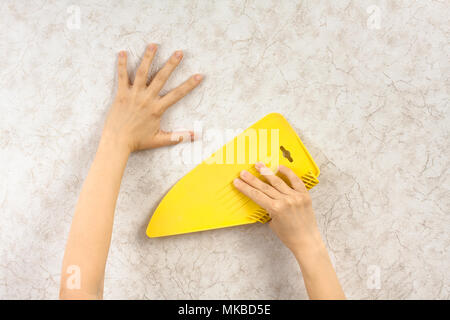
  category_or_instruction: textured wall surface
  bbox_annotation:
[0,0,449,299]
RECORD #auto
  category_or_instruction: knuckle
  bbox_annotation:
[249,188,260,198]
[303,195,312,206]
[260,183,271,193]
[153,78,163,87]
[273,180,282,188]
[271,201,284,212]
[136,68,146,78]
[157,70,169,82]
[182,85,191,94]
[281,199,290,208]
[175,89,185,99]
[165,62,175,71]
[295,194,310,206]
[145,51,152,59]
[163,68,172,77]
[150,106,163,116]
[285,197,296,207]
[287,172,295,179]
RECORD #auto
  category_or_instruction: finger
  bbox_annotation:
[158,74,203,111]
[134,43,157,88]
[233,178,273,209]
[117,51,129,90]
[148,50,183,96]
[255,162,293,194]
[278,165,307,192]
[239,170,281,199]
[154,130,195,147]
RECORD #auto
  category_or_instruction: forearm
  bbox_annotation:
[293,240,346,300]
[60,137,130,299]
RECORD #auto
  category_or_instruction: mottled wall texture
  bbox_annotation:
[0,0,449,299]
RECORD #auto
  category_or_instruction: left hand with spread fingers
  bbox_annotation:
[102,44,203,153]
[60,44,202,300]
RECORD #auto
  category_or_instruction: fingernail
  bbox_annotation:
[194,74,203,81]
[260,167,274,176]
[192,131,202,141]
[148,43,157,52]
[119,51,125,57]
[175,50,183,59]
[255,162,265,169]
[233,178,240,186]
[240,170,249,178]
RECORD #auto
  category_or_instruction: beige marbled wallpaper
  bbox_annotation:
[0,0,449,299]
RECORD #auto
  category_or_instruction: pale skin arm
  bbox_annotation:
[233,163,345,300]
[59,44,203,299]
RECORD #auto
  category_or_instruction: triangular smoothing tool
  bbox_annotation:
[146,113,320,237]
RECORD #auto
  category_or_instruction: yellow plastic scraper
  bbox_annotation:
[146,113,320,237]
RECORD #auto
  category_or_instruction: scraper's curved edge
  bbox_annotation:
[146,220,256,238]
[145,113,280,239]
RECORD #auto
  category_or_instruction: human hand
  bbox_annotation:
[101,44,203,154]
[233,162,323,256]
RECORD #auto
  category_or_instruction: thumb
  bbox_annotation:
[154,130,195,147]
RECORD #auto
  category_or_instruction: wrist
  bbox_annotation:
[290,233,326,263]
[98,132,131,159]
